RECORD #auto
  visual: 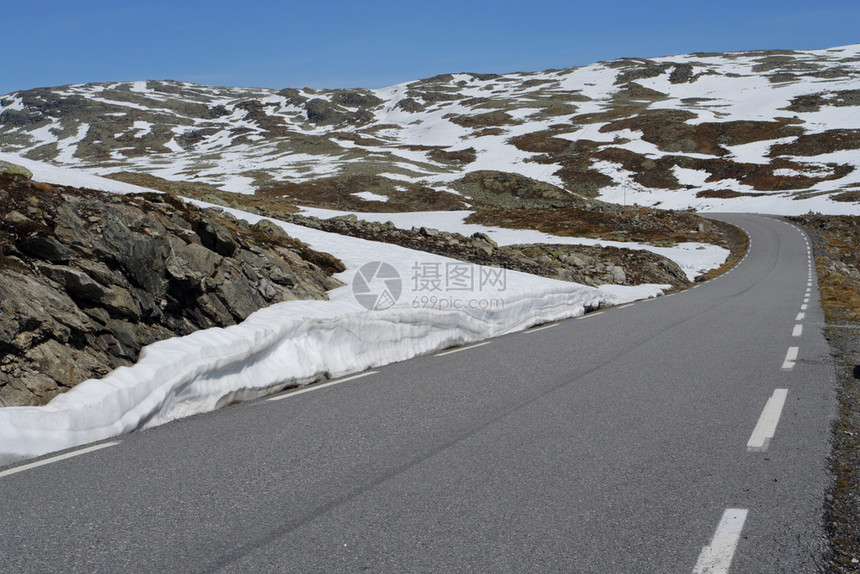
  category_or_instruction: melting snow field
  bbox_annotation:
[3,45,860,215]
[0,157,680,465]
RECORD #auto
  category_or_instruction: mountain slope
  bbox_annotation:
[1,45,859,214]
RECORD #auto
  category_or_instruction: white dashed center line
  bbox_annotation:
[692,508,749,574]
[796,312,805,321]
[792,324,803,337]
[782,347,799,370]
[747,389,788,452]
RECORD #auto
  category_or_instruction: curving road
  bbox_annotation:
[0,214,836,573]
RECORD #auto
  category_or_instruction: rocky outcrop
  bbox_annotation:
[330,90,384,109]
[0,172,343,407]
[305,99,374,126]
[451,170,589,209]
[669,63,695,84]
[279,212,691,289]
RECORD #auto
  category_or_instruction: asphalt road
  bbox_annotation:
[0,214,836,573]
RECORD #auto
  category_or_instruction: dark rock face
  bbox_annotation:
[305,99,348,125]
[277,88,308,107]
[613,61,671,85]
[669,64,695,84]
[277,210,692,291]
[769,129,860,156]
[394,97,425,113]
[234,99,290,137]
[0,174,343,407]
[785,89,860,113]
[330,90,383,109]
[304,98,375,126]
[451,170,587,208]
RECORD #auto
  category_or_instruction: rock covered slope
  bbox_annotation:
[0,170,343,407]
[1,45,859,213]
[278,212,694,289]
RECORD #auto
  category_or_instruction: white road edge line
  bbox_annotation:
[793,324,803,337]
[616,303,634,309]
[577,311,605,319]
[0,441,121,478]
[525,323,559,334]
[747,389,789,452]
[692,508,749,574]
[435,341,491,357]
[782,347,799,370]
[267,371,379,401]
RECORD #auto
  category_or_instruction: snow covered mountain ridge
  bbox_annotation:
[1,44,859,214]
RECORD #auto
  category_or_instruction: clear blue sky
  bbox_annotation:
[2,0,858,95]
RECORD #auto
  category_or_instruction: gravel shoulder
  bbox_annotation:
[790,215,860,572]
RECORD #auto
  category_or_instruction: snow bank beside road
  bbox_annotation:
[0,155,670,465]
[0,271,664,466]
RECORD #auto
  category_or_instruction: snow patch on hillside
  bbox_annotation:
[0,152,156,194]
[2,45,860,215]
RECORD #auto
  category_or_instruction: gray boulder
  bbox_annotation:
[0,161,33,179]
